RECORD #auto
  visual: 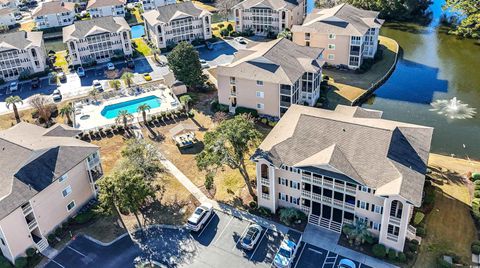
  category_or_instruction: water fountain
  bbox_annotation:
[430,97,477,119]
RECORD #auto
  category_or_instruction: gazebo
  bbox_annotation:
[169,123,198,148]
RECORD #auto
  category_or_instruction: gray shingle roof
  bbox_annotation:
[63,16,130,42]
[32,1,75,17]
[143,1,210,25]
[87,0,125,9]
[234,0,302,10]
[255,105,433,206]
[216,38,324,85]
[292,3,384,36]
[0,31,43,51]
[0,123,98,220]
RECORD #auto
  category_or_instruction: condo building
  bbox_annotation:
[0,8,16,28]
[292,4,384,69]
[0,31,46,81]
[32,1,76,29]
[0,0,18,9]
[87,0,126,18]
[143,1,212,49]
[63,16,132,66]
[216,38,324,118]
[0,123,103,264]
[233,0,306,36]
[141,0,175,11]
[252,105,433,252]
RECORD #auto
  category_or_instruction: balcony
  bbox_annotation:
[27,219,38,230]
[350,50,361,56]
[386,233,398,242]
[322,196,332,203]
[230,90,236,96]
[345,185,356,194]
[344,202,355,211]
[301,190,311,198]
[407,225,417,240]
[333,199,343,207]
[280,88,291,95]
[389,216,401,225]
[312,192,322,202]
[280,101,291,107]
[323,181,333,188]
[261,193,270,200]
[301,205,310,214]
[302,175,311,182]
[260,177,269,186]
[22,203,32,215]
[87,156,101,169]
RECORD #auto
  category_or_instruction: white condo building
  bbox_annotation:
[0,8,16,28]
[233,0,306,36]
[87,0,126,18]
[32,1,76,29]
[63,16,132,66]
[143,1,212,49]
[253,105,433,252]
[141,0,175,11]
[0,31,46,81]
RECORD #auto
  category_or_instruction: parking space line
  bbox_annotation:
[50,259,65,268]
[198,213,215,237]
[250,228,269,261]
[232,223,250,251]
[213,216,234,245]
[293,242,306,268]
[67,246,86,257]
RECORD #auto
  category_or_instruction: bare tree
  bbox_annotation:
[315,0,339,8]
[212,111,228,126]
[217,0,237,21]
[28,94,52,127]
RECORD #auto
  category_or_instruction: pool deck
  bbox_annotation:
[74,87,179,130]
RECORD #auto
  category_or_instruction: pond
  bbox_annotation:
[307,0,480,159]
[131,24,145,39]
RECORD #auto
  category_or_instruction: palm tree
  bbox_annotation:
[179,95,192,112]
[5,96,23,124]
[59,103,74,126]
[121,72,134,88]
[115,110,133,130]
[89,88,100,103]
[342,220,371,246]
[109,80,121,91]
[137,104,151,125]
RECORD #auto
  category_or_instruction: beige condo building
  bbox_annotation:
[0,123,103,264]
[216,38,324,118]
[253,105,432,252]
[292,4,384,69]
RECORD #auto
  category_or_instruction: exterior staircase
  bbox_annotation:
[36,237,49,252]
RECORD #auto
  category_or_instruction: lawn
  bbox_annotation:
[132,7,144,23]
[0,101,72,130]
[212,21,234,37]
[413,154,479,267]
[192,1,217,12]
[323,36,399,108]
[20,21,35,32]
[133,38,152,57]
[54,51,68,73]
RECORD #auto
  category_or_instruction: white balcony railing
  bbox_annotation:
[28,219,37,230]
[260,177,269,186]
[261,193,270,200]
[312,193,322,202]
[389,216,401,226]
[344,202,355,211]
[387,233,398,242]
[302,175,311,182]
[301,190,311,198]
[22,203,32,215]
[322,196,332,203]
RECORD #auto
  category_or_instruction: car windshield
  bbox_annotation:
[278,248,291,258]
[194,208,204,215]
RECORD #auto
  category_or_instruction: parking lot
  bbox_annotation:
[45,210,375,268]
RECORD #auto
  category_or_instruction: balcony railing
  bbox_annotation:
[312,193,322,202]
[22,203,32,215]
[261,193,270,200]
[333,199,343,207]
[280,101,291,107]
[260,177,269,186]
[280,88,291,95]
[322,196,332,203]
[387,233,398,242]
[346,185,356,194]
[301,205,310,214]
[344,218,353,225]
[323,181,333,188]
[344,202,355,211]
[88,156,100,169]
[389,216,401,225]
[301,190,311,198]
[27,219,37,230]
[302,175,311,182]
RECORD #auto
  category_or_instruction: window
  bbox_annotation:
[0,238,5,246]
[388,224,400,236]
[372,222,381,230]
[279,192,288,201]
[58,174,68,183]
[62,186,72,197]
[66,201,76,211]
[290,181,300,190]
[256,91,264,98]
[328,54,334,60]
[306,41,310,47]
[290,197,300,205]
[256,80,263,86]
[357,200,368,210]
[230,77,236,84]
[278,177,288,186]
[328,44,335,50]
[328,33,336,39]
[304,32,310,40]
[256,103,264,110]
[372,205,382,214]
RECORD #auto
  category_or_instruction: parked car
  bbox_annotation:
[52,89,62,101]
[273,238,298,268]
[106,62,115,71]
[126,59,135,69]
[14,13,23,21]
[9,82,18,92]
[235,37,247,45]
[57,72,66,82]
[186,203,213,232]
[77,67,85,77]
[200,59,209,69]
[19,5,29,11]
[338,259,356,268]
[31,77,40,89]
[143,73,152,81]
[240,224,263,250]
[92,80,103,92]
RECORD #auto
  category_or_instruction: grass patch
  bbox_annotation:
[192,1,217,12]
[54,51,68,72]
[212,21,234,37]
[20,21,35,32]
[133,38,152,57]
[132,7,144,23]
[90,135,127,175]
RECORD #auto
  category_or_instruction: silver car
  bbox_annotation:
[240,224,263,250]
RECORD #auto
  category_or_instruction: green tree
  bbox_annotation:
[120,139,162,180]
[196,114,261,197]
[121,72,135,88]
[136,103,151,125]
[5,95,23,124]
[167,42,207,89]
[443,0,480,38]
[59,103,74,126]
[342,220,371,246]
[179,95,192,112]
[89,88,100,102]
[277,29,292,40]
[97,169,156,230]
[109,79,121,91]
[115,110,133,130]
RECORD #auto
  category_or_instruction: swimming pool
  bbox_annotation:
[131,25,145,39]
[101,95,161,119]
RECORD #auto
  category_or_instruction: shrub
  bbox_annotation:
[74,210,95,224]
[249,201,257,209]
[408,240,419,252]
[388,249,397,261]
[472,244,480,254]
[423,187,435,205]
[472,173,480,181]
[54,227,64,237]
[372,244,386,258]
[220,28,229,37]
[235,107,258,117]
[14,257,27,268]
[413,211,425,226]
[474,179,480,185]
[364,235,375,245]
[47,233,57,244]
[227,24,233,32]
[437,257,453,268]
[475,184,480,191]
[278,207,306,226]
[257,206,271,217]
[25,248,36,257]
[405,251,416,260]
[475,190,480,198]
[397,252,407,263]
[217,23,224,28]
[0,255,11,268]
[204,173,214,190]
[416,226,426,237]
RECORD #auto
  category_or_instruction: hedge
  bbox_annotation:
[472,241,480,254]
[397,252,407,263]
[372,244,386,258]
[235,107,258,117]
[474,179,480,185]
[0,256,11,268]
[13,257,27,268]
[278,207,306,226]
[475,184,480,191]
[74,210,95,225]
[475,190,480,198]
[388,249,396,261]
[472,173,480,181]
[416,226,426,237]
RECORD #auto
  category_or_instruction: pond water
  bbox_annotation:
[131,24,145,39]
[307,0,480,159]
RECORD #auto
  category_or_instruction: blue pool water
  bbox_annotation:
[101,95,161,119]
[131,25,145,39]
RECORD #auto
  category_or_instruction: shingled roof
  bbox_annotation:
[63,16,130,42]
[32,1,75,17]
[0,123,98,219]
[143,1,210,25]
[255,105,433,206]
[216,38,324,85]
[0,31,43,52]
[87,0,125,9]
[292,3,384,36]
[234,0,302,11]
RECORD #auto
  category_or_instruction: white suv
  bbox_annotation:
[186,203,213,232]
